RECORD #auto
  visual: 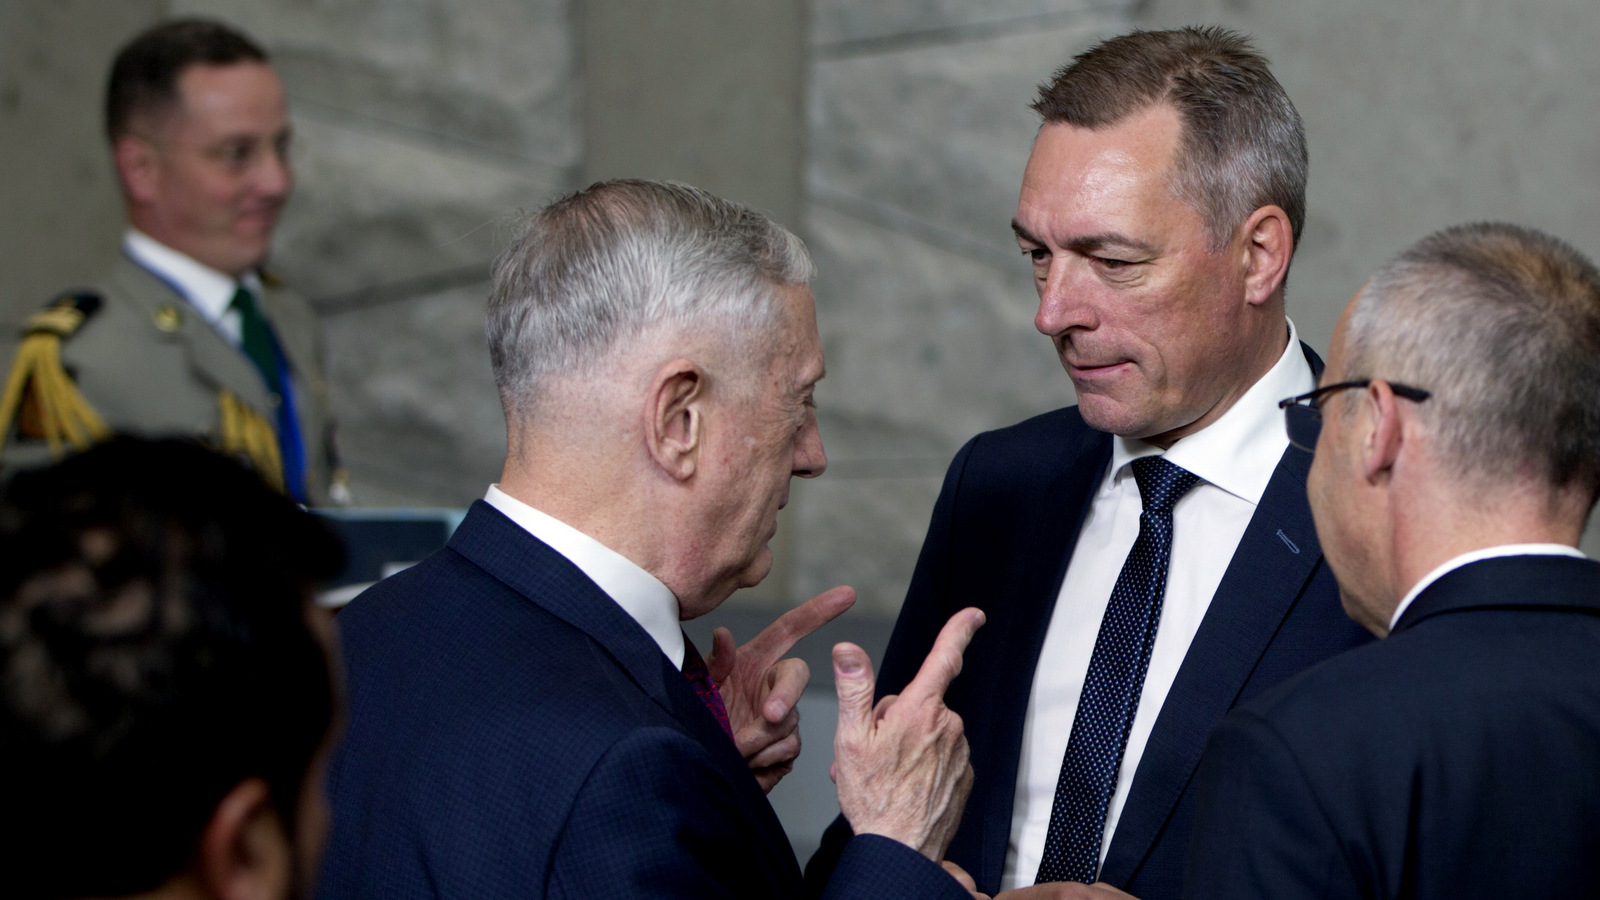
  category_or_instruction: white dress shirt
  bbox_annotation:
[484,485,685,667]
[123,228,261,347]
[1388,543,1588,631]
[1002,320,1315,889]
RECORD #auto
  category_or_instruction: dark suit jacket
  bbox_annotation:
[1184,554,1600,899]
[810,346,1371,899]
[319,501,970,900]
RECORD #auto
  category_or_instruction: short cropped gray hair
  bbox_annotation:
[1345,222,1600,497]
[486,180,815,422]
[1032,26,1308,255]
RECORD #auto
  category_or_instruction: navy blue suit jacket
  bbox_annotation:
[319,501,969,900]
[811,346,1371,898]
[1184,554,1600,899]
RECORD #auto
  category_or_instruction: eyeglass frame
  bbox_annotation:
[1278,380,1431,453]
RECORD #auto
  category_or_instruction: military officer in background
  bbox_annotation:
[0,18,343,505]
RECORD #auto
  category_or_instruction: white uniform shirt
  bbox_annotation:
[485,484,684,667]
[123,228,261,347]
[1002,320,1315,889]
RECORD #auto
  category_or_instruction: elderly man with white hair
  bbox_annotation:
[319,179,985,900]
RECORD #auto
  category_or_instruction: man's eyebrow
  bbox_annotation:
[1010,223,1159,258]
[1064,232,1159,257]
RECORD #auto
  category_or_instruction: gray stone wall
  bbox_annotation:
[793,2,1139,614]
[4,0,1600,598]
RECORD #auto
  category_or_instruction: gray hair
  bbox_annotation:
[1031,26,1308,255]
[1345,222,1600,497]
[486,180,815,422]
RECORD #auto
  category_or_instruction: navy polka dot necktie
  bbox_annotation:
[1035,456,1201,884]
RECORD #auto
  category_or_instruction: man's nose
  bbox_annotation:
[1034,262,1096,337]
[793,415,827,479]
[256,145,293,200]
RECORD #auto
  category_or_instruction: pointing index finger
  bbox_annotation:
[741,585,857,667]
[902,607,985,704]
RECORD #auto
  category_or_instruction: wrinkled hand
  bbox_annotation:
[707,585,856,792]
[996,883,1138,899]
[943,861,991,899]
[832,607,985,861]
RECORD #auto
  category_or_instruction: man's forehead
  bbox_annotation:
[1016,108,1184,242]
[169,62,288,128]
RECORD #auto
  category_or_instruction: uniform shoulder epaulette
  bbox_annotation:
[22,289,103,338]
[0,290,110,459]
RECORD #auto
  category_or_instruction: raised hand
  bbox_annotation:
[706,585,856,792]
[832,607,985,861]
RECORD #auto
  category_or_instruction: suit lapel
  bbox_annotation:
[972,425,1111,888]
[1098,444,1323,884]
[111,256,275,412]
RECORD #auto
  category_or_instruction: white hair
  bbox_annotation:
[486,179,815,424]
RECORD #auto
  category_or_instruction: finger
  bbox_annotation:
[753,761,794,793]
[833,641,876,743]
[762,657,810,722]
[706,626,737,686]
[742,585,856,667]
[746,728,800,769]
[901,607,985,704]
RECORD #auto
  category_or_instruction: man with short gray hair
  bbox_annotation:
[812,27,1369,900]
[1185,221,1600,898]
[320,179,984,899]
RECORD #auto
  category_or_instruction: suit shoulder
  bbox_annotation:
[940,405,1105,493]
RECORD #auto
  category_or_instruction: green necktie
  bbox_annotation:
[229,285,283,397]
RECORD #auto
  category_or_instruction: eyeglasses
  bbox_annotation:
[1278,380,1431,452]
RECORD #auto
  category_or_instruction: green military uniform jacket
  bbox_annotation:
[2,253,336,505]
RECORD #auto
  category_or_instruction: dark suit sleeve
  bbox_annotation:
[549,727,969,900]
[807,438,978,887]
[821,835,973,900]
[1181,711,1359,900]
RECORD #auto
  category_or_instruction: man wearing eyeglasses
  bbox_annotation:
[1184,222,1600,899]
[810,28,1370,900]
[0,19,339,504]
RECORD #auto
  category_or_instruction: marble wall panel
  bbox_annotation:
[795,10,1132,615]
[808,19,1130,274]
[269,115,561,300]
[167,0,577,166]
[322,280,505,508]
[813,0,1124,47]
[1143,0,1600,358]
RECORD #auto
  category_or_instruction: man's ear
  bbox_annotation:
[1239,204,1293,307]
[1360,380,1405,485]
[114,135,160,204]
[646,359,706,481]
[197,777,292,900]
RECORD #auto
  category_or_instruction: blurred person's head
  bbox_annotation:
[1015,26,1307,445]
[486,180,826,618]
[107,19,292,277]
[0,437,344,900]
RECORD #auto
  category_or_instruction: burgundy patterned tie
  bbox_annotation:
[681,634,734,741]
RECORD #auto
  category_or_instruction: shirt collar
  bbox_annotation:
[123,229,260,324]
[1389,543,1590,631]
[1108,318,1315,504]
[484,485,685,667]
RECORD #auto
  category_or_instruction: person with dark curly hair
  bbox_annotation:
[0,437,344,900]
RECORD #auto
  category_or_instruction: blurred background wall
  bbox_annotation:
[4,0,1599,859]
